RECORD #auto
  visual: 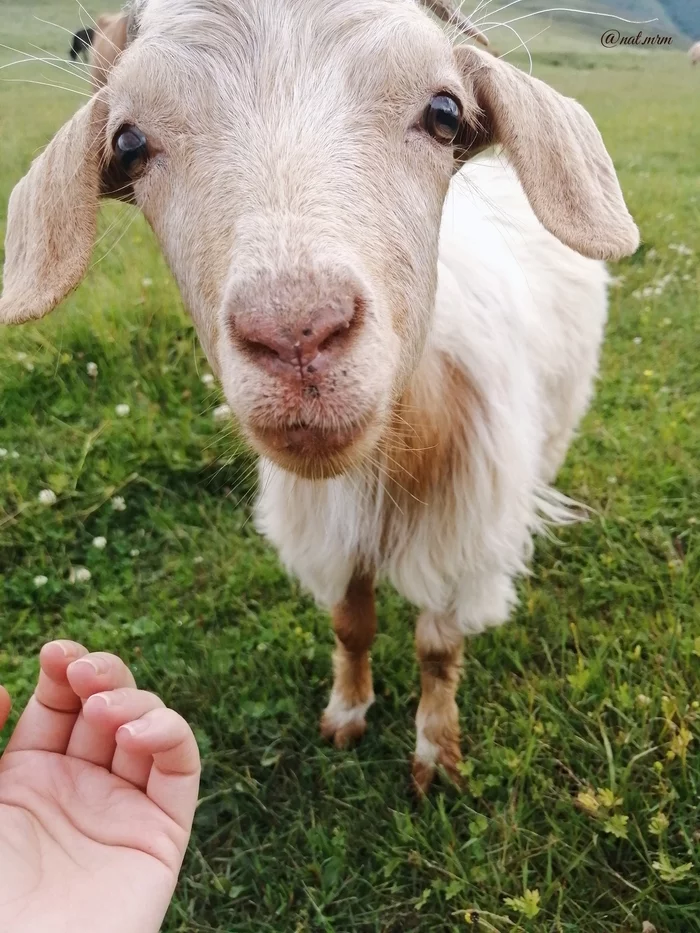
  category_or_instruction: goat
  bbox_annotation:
[690,41,700,66]
[68,26,94,61]
[0,0,639,792]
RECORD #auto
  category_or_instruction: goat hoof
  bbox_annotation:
[412,748,463,796]
[320,711,367,749]
[412,758,436,796]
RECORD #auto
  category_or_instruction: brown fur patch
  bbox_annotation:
[381,353,485,523]
[333,573,377,655]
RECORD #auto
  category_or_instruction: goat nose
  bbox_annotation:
[229,289,363,375]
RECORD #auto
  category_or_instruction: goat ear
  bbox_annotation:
[90,14,130,91]
[454,46,639,261]
[0,97,107,324]
[421,0,489,46]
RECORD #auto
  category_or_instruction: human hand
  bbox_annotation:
[0,640,200,933]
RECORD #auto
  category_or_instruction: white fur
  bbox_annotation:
[414,726,441,766]
[255,154,608,635]
[323,688,375,731]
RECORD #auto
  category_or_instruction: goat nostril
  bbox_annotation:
[229,279,366,371]
[241,338,281,363]
[318,320,352,354]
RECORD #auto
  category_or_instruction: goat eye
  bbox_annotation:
[113,125,149,174]
[423,94,461,144]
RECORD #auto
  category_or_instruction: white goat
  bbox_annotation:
[0,0,638,791]
[689,41,700,66]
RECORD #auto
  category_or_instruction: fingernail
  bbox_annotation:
[71,656,108,676]
[87,693,111,709]
[120,719,150,737]
[51,640,79,660]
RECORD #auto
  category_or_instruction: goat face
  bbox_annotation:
[119,0,465,477]
[0,0,639,480]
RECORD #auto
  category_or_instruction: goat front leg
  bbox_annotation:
[320,573,377,749]
[413,610,464,794]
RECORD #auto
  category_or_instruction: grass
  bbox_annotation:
[1,3,700,931]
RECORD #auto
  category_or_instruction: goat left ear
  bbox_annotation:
[0,97,108,324]
[454,46,639,261]
[421,0,489,46]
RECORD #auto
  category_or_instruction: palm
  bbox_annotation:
[0,642,199,933]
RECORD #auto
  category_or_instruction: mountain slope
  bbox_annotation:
[469,0,697,47]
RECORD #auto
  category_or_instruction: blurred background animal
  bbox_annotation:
[68,25,94,61]
[68,12,128,90]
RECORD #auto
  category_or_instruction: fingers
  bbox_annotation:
[5,640,88,754]
[64,653,137,767]
[67,652,137,700]
[0,687,11,732]
[82,688,165,786]
[117,708,201,831]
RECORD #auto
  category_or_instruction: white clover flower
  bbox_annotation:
[87,361,98,377]
[115,403,130,417]
[130,548,140,557]
[213,403,232,421]
[10,451,19,460]
[201,373,215,386]
[0,448,7,458]
[112,496,127,512]
[33,575,48,588]
[142,277,153,287]
[633,337,642,345]
[69,566,92,584]
[15,352,27,362]
[607,476,617,485]
[669,243,692,256]
[646,247,657,260]
[38,489,57,506]
[92,536,107,550]
[24,361,35,372]
[193,555,204,565]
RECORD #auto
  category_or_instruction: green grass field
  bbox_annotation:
[1,3,700,931]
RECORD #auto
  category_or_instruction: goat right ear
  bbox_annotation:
[0,97,107,325]
[454,46,639,261]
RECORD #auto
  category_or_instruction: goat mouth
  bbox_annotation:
[249,418,371,478]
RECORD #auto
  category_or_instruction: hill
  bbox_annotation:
[470,0,699,50]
